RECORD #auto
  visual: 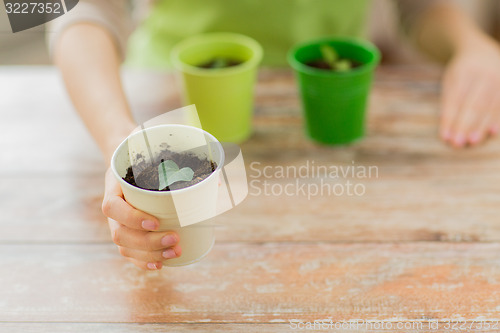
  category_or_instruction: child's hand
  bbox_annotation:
[102,168,182,270]
[440,36,500,147]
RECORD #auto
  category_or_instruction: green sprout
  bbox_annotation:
[320,44,352,72]
[158,160,194,190]
[211,57,229,68]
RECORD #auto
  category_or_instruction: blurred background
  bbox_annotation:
[1,0,500,66]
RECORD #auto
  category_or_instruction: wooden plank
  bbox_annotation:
[0,177,109,242]
[1,243,500,323]
[1,67,499,243]
[2,322,498,333]
[1,159,499,243]
[1,157,499,243]
[0,323,295,333]
[0,68,105,175]
[0,168,500,243]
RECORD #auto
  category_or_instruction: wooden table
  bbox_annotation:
[1,66,500,332]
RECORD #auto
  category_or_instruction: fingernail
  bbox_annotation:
[147,262,159,270]
[161,234,178,247]
[468,132,481,144]
[491,125,499,135]
[454,134,466,147]
[162,248,177,259]
[142,220,158,231]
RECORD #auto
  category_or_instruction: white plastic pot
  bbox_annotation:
[111,124,225,266]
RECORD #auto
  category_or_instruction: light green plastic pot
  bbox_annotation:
[171,33,263,143]
[288,38,380,145]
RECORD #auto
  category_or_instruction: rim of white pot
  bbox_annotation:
[110,124,225,196]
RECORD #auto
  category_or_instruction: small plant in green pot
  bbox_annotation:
[288,38,380,145]
[171,33,263,143]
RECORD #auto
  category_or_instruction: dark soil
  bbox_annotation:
[306,59,363,71]
[197,57,243,69]
[123,148,217,191]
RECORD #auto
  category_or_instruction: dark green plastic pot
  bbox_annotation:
[288,38,380,145]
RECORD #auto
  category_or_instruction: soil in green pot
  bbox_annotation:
[306,59,362,71]
[197,57,243,69]
[306,44,362,72]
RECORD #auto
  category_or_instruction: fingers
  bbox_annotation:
[102,169,160,231]
[126,258,163,271]
[452,85,497,148]
[462,82,497,146]
[111,223,179,251]
[441,74,500,148]
[103,168,184,270]
[488,95,500,136]
[440,45,500,148]
[466,93,498,145]
[440,69,467,142]
[124,247,182,270]
[118,244,182,263]
[491,123,500,136]
[108,218,182,270]
[449,84,486,147]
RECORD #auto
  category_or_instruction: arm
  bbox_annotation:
[398,1,500,147]
[412,2,491,63]
[51,4,181,270]
[54,23,136,162]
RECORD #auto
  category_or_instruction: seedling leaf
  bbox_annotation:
[334,59,352,72]
[320,44,339,69]
[211,57,229,69]
[158,160,194,190]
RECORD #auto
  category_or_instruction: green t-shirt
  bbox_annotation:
[126,0,370,68]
